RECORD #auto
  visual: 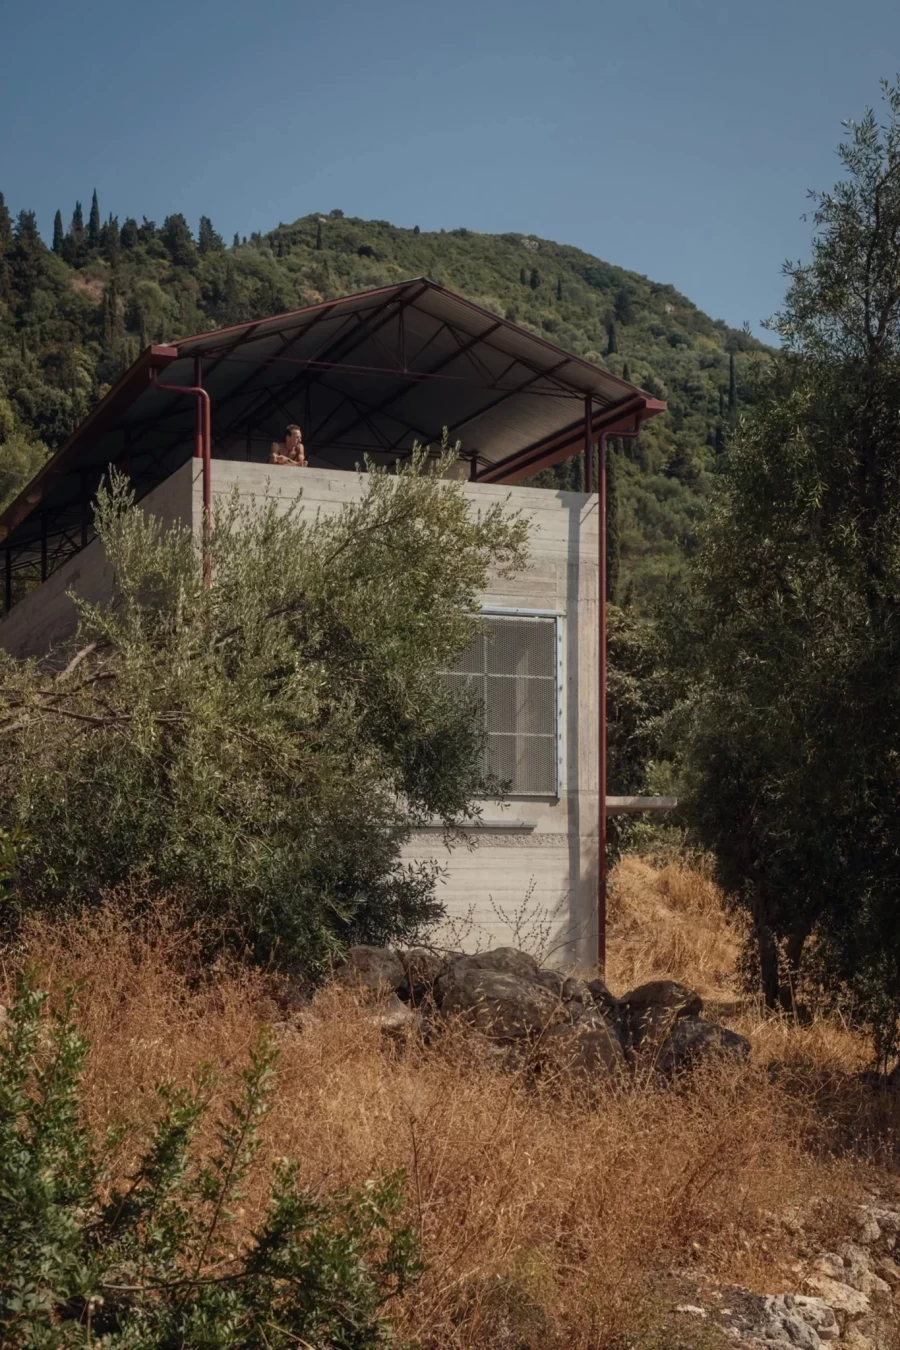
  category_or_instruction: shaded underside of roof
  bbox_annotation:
[0,278,664,559]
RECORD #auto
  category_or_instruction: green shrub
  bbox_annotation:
[0,980,421,1347]
[0,445,528,974]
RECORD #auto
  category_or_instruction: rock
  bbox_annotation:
[363,994,423,1035]
[842,1328,876,1350]
[586,977,620,1015]
[562,976,591,1003]
[534,968,566,998]
[654,1016,751,1075]
[856,1212,883,1246]
[674,1304,707,1317]
[874,1255,900,1287]
[756,1292,839,1348]
[622,978,703,1018]
[396,947,445,1002]
[334,945,404,995]
[437,961,564,1039]
[536,1011,624,1077]
[458,947,541,979]
[619,980,704,1053]
[802,1275,870,1318]
[809,1254,845,1282]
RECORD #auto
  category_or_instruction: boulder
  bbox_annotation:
[621,979,703,1017]
[654,1016,751,1075]
[534,968,566,998]
[396,947,445,1003]
[620,980,704,1053]
[433,949,540,1007]
[459,947,541,979]
[562,976,592,1004]
[363,994,423,1035]
[334,945,404,996]
[760,1293,840,1346]
[586,977,620,1015]
[437,960,564,1039]
[537,1009,624,1077]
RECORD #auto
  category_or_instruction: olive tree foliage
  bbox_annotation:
[0,446,529,973]
[672,81,900,1049]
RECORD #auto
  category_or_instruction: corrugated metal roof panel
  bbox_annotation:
[0,279,665,557]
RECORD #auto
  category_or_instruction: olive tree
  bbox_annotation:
[0,445,528,973]
[674,81,900,1049]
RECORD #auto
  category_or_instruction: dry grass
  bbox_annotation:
[607,853,744,1002]
[3,866,900,1348]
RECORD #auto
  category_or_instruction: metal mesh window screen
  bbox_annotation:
[442,615,558,796]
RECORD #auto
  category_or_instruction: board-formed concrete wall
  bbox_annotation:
[195,461,600,967]
[0,459,599,967]
[0,463,195,661]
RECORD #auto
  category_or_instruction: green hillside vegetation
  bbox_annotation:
[0,194,771,604]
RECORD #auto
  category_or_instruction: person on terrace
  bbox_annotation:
[270,424,308,467]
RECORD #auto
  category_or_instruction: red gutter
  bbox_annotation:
[150,368,212,587]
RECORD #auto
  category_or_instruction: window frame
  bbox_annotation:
[467,606,565,800]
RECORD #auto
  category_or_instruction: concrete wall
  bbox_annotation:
[0,458,599,967]
[194,461,600,967]
[0,463,195,661]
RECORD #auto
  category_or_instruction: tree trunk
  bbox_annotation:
[751,891,781,1009]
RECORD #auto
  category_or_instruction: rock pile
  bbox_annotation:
[674,1203,900,1349]
[333,944,750,1079]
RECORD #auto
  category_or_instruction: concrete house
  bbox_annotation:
[0,280,666,966]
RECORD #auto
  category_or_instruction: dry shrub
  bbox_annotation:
[5,888,900,1348]
[607,854,744,1001]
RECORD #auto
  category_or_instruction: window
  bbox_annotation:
[442,613,560,796]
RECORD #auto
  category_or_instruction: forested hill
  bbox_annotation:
[0,194,771,604]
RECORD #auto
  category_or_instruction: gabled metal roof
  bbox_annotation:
[0,278,665,562]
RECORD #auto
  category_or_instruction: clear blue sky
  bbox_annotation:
[2,0,899,338]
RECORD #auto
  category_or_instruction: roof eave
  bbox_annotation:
[0,345,179,542]
[475,395,667,485]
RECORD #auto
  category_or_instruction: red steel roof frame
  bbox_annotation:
[0,278,666,546]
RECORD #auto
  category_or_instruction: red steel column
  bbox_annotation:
[598,431,608,973]
[584,395,593,494]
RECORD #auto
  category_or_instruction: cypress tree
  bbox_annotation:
[529,267,540,290]
[88,189,101,250]
[198,215,224,254]
[622,361,631,383]
[556,276,563,301]
[519,266,527,285]
[606,321,617,355]
[0,192,12,251]
[728,352,737,421]
[719,388,725,419]
[714,423,726,454]
[102,275,121,348]
[316,220,323,250]
[70,201,84,241]
[52,209,64,254]
[413,224,420,235]
[101,214,120,266]
[232,232,240,249]
[606,440,620,602]
[119,218,139,250]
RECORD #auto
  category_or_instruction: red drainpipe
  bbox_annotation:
[150,366,213,587]
[597,429,608,974]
